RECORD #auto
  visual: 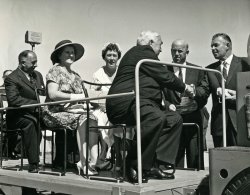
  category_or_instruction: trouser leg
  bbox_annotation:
[186,133,199,168]
[128,104,182,170]
[213,119,237,147]
[175,130,185,168]
[98,133,108,162]
[212,135,223,148]
[16,117,40,164]
[156,111,182,165]
[7,132,18,155]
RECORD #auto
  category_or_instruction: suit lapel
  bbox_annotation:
[168,65,181,101]
[17,69,35,90]
[226,55,239,86]
[213,61,222,86]
[185,63,193,84]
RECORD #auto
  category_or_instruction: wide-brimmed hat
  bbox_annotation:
[50,40,85,64]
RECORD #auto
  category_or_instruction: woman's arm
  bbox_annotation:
[47,81,71,101]
[47,81,85,101]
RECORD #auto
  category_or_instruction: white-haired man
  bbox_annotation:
[106,30,194,183]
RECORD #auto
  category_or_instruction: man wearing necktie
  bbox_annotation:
[163,39,207,169]
[4,50,45,173]
[196,33,250,147]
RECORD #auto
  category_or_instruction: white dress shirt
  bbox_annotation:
[220,54,233,76]
[173,62,186,82]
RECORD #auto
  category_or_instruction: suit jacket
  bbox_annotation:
[164,62,207,129]
[198,55,250,136]
[4,68,45,124]
[106,45,186,124]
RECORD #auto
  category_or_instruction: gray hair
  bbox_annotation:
[136,30,161,46]
[18,50,36,63]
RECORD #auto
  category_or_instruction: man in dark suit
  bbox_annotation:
[164,39,207,169]
[197,33,250,147]
[106,31,195,183]
[5,50,45,173]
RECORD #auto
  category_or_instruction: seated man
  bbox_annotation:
[106,30,194,183]
[4,50,45,173]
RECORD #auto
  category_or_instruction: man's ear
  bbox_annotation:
[186,50,190,55]
[149,40,154,45]
[226,42,231,48]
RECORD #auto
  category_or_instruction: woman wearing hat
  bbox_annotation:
[42,40,98,175]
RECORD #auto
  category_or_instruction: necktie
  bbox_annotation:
[222,61,228,81]
[29,74,35,84]
[177,68,183,98]
[178,68,183,82]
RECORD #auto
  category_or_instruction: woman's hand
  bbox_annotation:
[47,82,73,100]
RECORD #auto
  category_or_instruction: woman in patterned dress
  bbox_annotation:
[42,40,98,175]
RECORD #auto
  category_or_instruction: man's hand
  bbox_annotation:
[226,89,236,100]
[184,84,196,98]
[216,87,236,100]
[169,104,176,111]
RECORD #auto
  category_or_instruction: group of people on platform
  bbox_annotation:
[1,30,249,183]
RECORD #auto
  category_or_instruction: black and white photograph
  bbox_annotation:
[0,0,250,194]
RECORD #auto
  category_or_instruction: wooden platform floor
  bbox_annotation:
[0,158,208,195]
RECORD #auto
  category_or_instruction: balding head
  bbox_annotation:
[18,50,37,74]
[171,39,189,50]
[171,39,189,64]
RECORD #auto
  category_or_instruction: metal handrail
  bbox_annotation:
[0,92,134,111]
[135,59,225,184]
[82,80,112,86]
[0,92,134,170]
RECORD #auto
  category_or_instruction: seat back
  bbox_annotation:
[0,94,8,108]
[0,93,8,164]
[0,94,7,128]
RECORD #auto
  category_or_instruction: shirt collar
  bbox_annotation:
[173,61,186,73]
[221,54,233,65]
[18,67,31,80]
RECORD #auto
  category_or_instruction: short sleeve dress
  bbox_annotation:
[42,65,95,130]
[92,66,134,143]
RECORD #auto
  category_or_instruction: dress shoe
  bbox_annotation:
[156,160,176,174]
[126,166,148,183]
[145,167,174,180]
[28,164,39,173]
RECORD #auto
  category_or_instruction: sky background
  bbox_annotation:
[1,0,250,117]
